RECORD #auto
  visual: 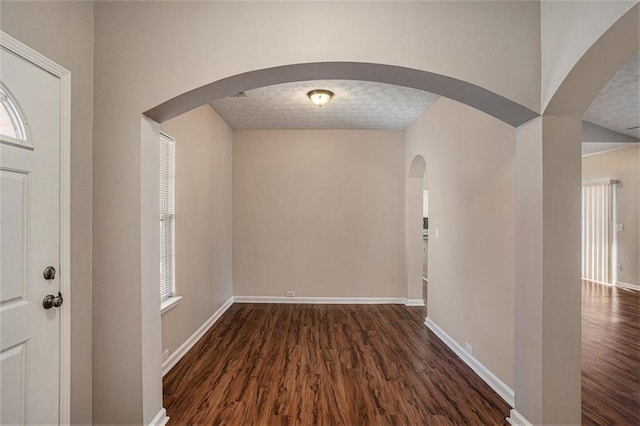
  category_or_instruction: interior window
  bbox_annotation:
[159,132,176,301]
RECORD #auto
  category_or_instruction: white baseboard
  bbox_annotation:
[424,317,514,407]
[506,409,532,425]
[233,296,407,304]
[148,408,169,426]
[405,298,425,306]
[582,277,614,286]
[616,281,640,292]
[162,296,234,376]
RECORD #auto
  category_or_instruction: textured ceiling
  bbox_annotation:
[209,52,638,142]
[584,51,640,139]
[210,79,439,130]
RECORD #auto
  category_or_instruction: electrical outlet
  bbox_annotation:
[286,291,295,297]
[464,342,472,355]
[435,228,440,239]
[162,349,169,362]
[617,224,624,232]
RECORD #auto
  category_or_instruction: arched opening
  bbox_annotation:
[144,62,537,128]
[512,4,639,424]
[141,62,540,335]
[134,6,639,424]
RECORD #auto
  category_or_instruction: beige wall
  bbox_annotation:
[0,2,94,424]
[541,1,637,111]
[160,105,234,357]
[514,116,583,424]
[405,98,516,388]
[233,130,405,298]
[583,146,640,286]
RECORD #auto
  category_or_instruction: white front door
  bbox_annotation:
[1,44,62,424]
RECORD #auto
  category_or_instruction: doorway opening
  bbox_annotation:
[422,174,429,304]
[577,43,640,424]
[408,154,427,307]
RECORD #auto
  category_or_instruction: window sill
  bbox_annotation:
[161,296,182,315]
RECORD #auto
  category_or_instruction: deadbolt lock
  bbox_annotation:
[43,266,56,280]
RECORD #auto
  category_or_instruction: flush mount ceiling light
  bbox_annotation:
[307,89,334,107]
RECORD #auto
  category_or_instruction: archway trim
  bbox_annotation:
[144,62,539,127]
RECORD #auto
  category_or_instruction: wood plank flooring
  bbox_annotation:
[164,304,510,425]
[164,283,640,425]
[581,280,640,425]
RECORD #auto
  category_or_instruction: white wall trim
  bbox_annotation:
[582,143,639,158]
[405,298,425,306]
[148,408,169,426]
[0,31,72,425]
[233,296,407,304]
[506,409,532,425]
[424,317,514,407]
[162,296,234,377]
[160,295,183,315]
[616,281,640,292]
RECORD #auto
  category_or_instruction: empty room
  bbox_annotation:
[1,1,638,425]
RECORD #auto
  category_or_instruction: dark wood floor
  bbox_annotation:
[581,280,640,425]
[164,283,640,425]
[164,304,510,425]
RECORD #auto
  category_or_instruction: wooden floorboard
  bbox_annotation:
[164,304,510,425]
[581,280,640,425]
[164,283,640,425]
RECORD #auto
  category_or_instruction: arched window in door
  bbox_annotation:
[0,83,29,145]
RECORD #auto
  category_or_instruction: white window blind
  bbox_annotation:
[160,133,175,301]
[582,181,617,285]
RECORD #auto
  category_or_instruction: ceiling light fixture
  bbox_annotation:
[307,90,333,107]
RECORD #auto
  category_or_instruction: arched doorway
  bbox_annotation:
[84,3,638,423]
[511,4,639,424]
[407,154,428,306]
[144,62,537,126]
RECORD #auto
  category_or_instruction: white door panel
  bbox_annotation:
[1,169,28,303]
[1,45,61,425]
[1,341,28,424]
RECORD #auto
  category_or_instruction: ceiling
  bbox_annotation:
[210,53,638,156]
[582,51,639,156]
[210,79,439,131]
[584,51,639,139]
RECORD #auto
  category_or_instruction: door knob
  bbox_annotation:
[43,292,63,309]
[43,266,56,280]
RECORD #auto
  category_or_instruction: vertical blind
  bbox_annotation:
[581,181,616,285]
[160,133,175,301]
